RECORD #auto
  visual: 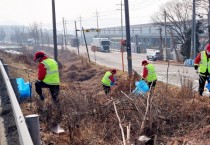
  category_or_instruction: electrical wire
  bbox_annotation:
[39,0,169,32]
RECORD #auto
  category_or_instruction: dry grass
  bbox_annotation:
[1,47,210,144]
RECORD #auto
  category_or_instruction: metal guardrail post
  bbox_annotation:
[25,114,41,145]
[0,60,34,145]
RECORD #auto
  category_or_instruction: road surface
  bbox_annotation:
[67,45,200,91]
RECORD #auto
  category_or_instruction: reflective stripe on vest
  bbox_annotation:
[41,58,60,85]
[199,51,210,74]
[101,71,112,86]
[145,64,157,82]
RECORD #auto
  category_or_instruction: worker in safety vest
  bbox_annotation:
[101,69,117,95]
[142,60,157,89]
[34,51,60,104]
[194,44,210,96]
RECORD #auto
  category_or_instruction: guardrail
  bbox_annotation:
[0,60,34,145]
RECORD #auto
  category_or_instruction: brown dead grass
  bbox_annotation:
[1,47,210,144]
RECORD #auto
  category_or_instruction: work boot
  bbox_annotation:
[39,94,45,101]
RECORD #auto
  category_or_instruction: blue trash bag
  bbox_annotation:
[16,78,31,98]
[206,82,210,91]
[132,80,149,95]
[205,77,210,91]
[110,76,116,86]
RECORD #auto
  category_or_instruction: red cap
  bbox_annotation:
[111,69,116,74]
[206,44,210,52]
[34,51,45,61]
[141,60,148,66]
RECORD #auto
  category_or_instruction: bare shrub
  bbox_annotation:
[178,69,195,98]
[60,85,91,144]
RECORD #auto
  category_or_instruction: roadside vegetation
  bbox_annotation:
[1,47,210,145]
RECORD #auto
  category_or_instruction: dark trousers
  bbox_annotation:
[147,80,157,95]
[102,84,111,95]
[35,81,60,103]
[147,80,157,90]
[198,75,210,96]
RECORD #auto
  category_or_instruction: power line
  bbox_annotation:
[129,0,149,7]
[130,0,164,11]
[130,0,157,10]
[30,0,169,33]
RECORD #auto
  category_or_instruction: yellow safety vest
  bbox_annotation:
[41,58,60,85]
[199,51,210,74]
[145,64,157,82]
[101,71,112,86]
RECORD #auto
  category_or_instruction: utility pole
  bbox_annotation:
[52,0,58,62]
[121,0,123,39]
[157,27,163,58]
[65,19,68,49]
[62,17,67,50]
[159,27,163,51]
[117,0,124,39]
[193,19,196,59]
[82,27,90,62]
[117,0,125,72]
[61,34,64,50]
[164,10,167,61]
[96,10,100,38]
[75,21,79,54]
[79,16,83,45]
[124,0,132,76]
[191,0,196,59]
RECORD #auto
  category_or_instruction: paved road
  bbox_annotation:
[67,45,200,91]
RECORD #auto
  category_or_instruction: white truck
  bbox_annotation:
[92,38,110,52]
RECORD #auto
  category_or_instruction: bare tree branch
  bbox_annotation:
[151,0,192,45]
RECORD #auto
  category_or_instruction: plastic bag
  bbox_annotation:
[132,80,149,95]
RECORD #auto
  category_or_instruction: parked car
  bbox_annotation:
[146,49,162,61]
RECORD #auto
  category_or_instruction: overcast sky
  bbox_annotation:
[0,0,170,33]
